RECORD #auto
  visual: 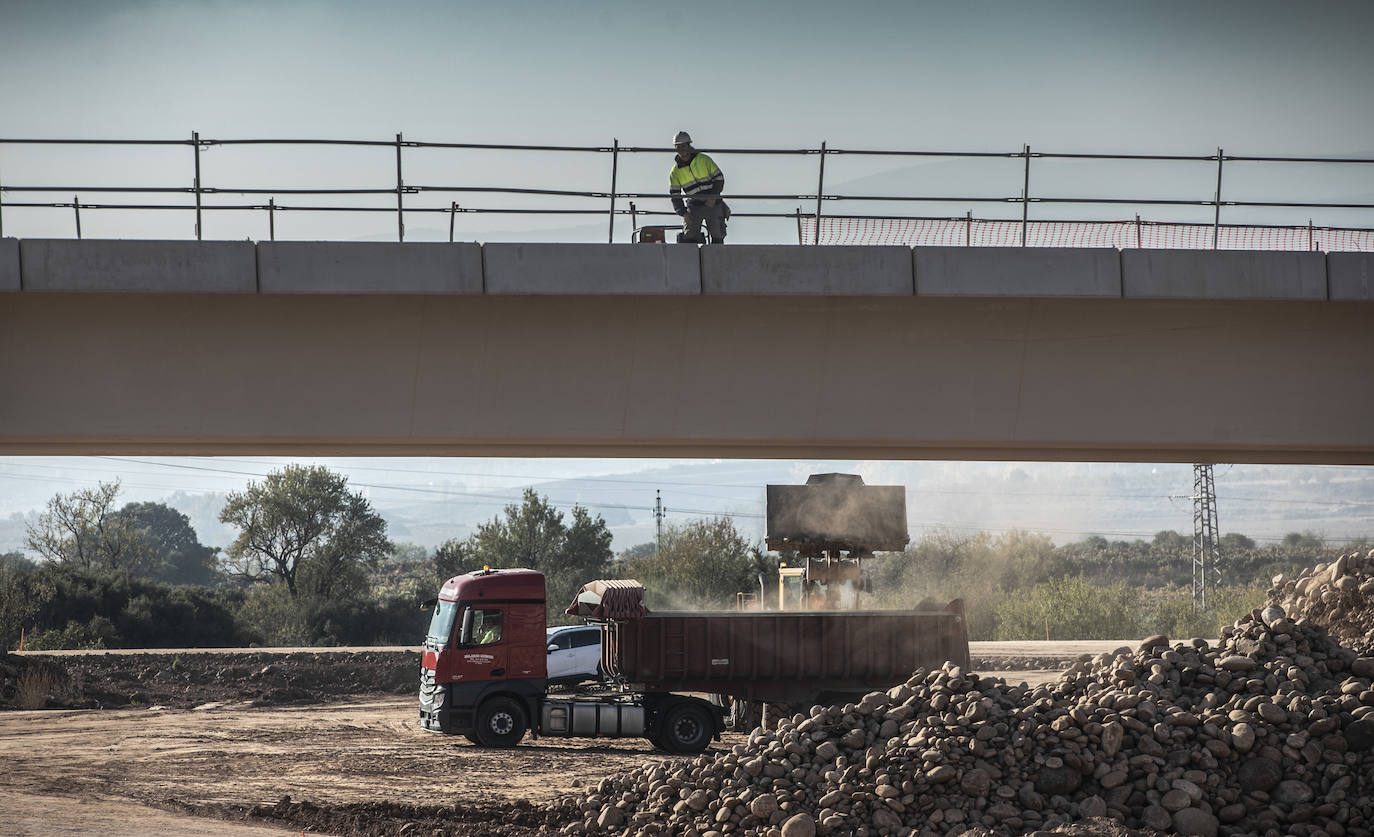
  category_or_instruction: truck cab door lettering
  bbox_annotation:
[451,607,508,683]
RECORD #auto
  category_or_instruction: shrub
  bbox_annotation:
[235,582,426,646]
[14,668,57,709]
[23,618,112,651]
[23,566,250,649]
[993,575,1143,640]
[1139,582,1271,641]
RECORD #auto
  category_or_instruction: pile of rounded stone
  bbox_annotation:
[968,656,1077,673]
[1269,549,1374,654]
[551,606,1373,837]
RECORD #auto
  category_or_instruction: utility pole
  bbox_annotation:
[654,490,664,555]
[1191,464,1222,609]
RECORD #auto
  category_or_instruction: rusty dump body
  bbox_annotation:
[600,602,969,705]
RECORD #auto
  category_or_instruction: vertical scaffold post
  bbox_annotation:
[966,210,972,246]
[73,194,82,239]
[1135,214,1142,249]
[1020,144,1031,247]
[814,141,827,246]
[608,138,619,244]
[269,198,276,242]
[1212,147,1224,250]
[1308,218,1314,251]
[449,202,458,243]
[395,133,405,242]
[629,201,637,241]
[796,207,803,245]
[192,131,203,241]
[0,171,5,239]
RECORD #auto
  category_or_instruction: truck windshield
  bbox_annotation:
[426,601,459,646]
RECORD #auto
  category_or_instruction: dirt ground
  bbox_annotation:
[0,696,668,835]
[0,647,1078,836]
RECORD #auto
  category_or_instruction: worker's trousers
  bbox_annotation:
[684,201,727,244]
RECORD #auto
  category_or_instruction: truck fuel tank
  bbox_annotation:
[541,699,645,737]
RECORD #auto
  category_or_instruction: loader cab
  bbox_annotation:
[778,564,808,610]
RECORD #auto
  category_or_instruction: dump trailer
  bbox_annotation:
[418,569,968,755]
[605,605,968,706]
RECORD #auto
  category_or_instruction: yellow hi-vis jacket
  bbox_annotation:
[669,152,725,216]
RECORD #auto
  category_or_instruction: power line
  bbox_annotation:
[2,460,1370,546]
[87,456,765,519]
[171,455,771,489]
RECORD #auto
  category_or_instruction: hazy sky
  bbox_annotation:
[3,1,1373,241]
[4,0,1372,149]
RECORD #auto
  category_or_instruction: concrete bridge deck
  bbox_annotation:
[2,240,1371,463]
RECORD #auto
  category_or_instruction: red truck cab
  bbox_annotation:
[418,568,548,744]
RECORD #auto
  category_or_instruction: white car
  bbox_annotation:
[546,625,602,684]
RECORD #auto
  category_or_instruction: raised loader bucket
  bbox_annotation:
[566,579,648,620]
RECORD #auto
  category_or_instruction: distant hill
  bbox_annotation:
[2,460,1371,557]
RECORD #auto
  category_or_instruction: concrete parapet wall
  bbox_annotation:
[0,239,18,291]
[1122,250,1327,299]
[1328,253,1374,301]
[914,247,1121,297]
[18,239,257,293]
[4,241,1365,301]
[483,243,699,294]
[701,245,913,294]
[257,242,482,294]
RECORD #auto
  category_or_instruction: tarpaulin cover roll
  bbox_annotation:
[566,579,648,619]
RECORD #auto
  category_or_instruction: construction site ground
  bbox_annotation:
[0,643,1114,836]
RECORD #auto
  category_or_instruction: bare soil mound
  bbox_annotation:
[0,649,419,710]
[237,795,564,836]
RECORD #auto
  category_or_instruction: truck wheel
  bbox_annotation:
[473,697,527,748]
[660,702,713,754]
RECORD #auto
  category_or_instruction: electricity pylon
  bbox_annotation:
[1191,464,1222,608]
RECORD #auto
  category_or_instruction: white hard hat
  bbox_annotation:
[673,131,693,145]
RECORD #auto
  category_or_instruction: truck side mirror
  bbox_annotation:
[548,643,558,653]
[458,607,474,646]
[419,598,437,612]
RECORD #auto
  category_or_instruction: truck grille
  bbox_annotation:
[419,667,439,706]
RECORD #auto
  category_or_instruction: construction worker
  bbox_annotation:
[669,131,728,244]
[473,611,501,645]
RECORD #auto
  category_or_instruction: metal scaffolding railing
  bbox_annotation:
[1,134,1372,248]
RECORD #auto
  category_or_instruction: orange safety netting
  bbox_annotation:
[800,217,1374,251]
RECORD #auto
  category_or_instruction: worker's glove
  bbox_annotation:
[705,198,718,208]
[682,213,695,227]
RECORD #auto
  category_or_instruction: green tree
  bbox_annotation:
[114,502,219,586]
[218,465,391,598]
[0,552,55,650]
[433,537,482,585]
[619,517,767,610]
[1221,532,1257,552]
[1153,530,1190,554]
[1283,531,1325,551]
[617,541,657,561]
[466,490,612,619]
[25,480,151,574]
[389,542,429,563]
